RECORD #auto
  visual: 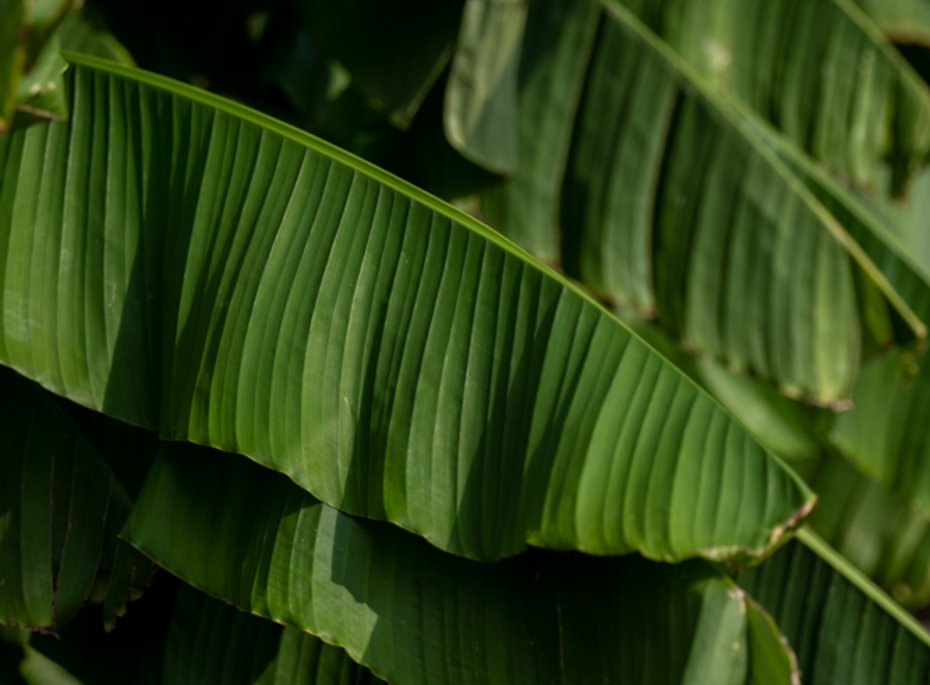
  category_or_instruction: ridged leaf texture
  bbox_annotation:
[0,55,812,563]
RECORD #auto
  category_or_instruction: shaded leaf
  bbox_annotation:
[300,0,463,125]
[0,0,25,133]
[163,586,381,685]
[0,367,152,632]
[0,0,74,133]
[126,444,798,685]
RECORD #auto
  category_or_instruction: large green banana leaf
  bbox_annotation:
[0,55,813,563]
[739,529,930,684]
[125,444,799,685]
[0,366,152,632]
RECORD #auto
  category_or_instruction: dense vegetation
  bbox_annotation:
[3,0,930,682]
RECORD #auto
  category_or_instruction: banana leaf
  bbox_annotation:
[563,2,925,404]
[0,54,813,563]
[125,444,799,685]
[471,0,927,404]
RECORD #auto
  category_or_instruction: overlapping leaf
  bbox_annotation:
[0,367,152,632]
[0,55,813,562]
[461,0,930,244]
[471,0,928,404]
[126,444,799,685]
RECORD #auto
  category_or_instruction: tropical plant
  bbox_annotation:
[3,0,930,683]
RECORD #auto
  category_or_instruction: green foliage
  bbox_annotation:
[3,0,930,683]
